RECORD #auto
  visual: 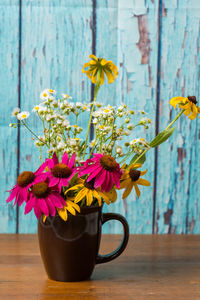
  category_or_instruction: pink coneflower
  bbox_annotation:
[79,153,123,192]
[6,164,47,206]
[25,179,66,219]
[42,152,77,192]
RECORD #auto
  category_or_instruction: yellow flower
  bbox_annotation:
[119,164,150,199]
[57,198,80,221]
[65,179,110,206]
[82,54,118,85]
[170,96,199,120]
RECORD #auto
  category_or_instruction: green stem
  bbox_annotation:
[83,82,101,160]
[165,109,184,130]
[22,121,47,146]
[127,109,184,166]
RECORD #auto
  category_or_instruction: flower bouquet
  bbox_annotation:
[7,55,199,281]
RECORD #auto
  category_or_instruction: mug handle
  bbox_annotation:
[96,213,129,264]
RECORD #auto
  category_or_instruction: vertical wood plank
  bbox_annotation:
[96,0,159,233]
[0,1,19,233]
[155,0,200,233]
[18,0,93,233]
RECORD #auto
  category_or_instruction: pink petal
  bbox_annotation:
[48,177,59,187]
[101,171,108,192]
[39,198,49,216]
[93,153,103,158]
[61,152,69,165]
[94,169,106,188]
[50,194,64,208]
[46,197,56,216]
[6,186,19,203]
[60,178,70,187]
[112,171,120,188]
[34,201,42,219]
[68,153,76,168]
[25,195,35,214]
[79,164,99,176]
[106,172,114,192]
[52,152,59,165]
[87,166,103,182]
[34,161,47,175]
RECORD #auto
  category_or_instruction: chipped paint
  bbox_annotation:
[136,15,151,64]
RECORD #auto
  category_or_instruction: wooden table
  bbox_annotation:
[1,235,200,299]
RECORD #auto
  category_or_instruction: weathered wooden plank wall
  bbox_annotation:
[155,0,200,234]
[1,0,200,233]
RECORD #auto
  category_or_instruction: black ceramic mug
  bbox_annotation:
[38,206,129,282]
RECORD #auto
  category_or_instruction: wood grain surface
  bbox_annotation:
[1,234,200,299]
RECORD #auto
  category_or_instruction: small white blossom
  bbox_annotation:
[9,123,13,127]
[40,89,50,101]
[17,111,30,120]
[93,118,98,125]
[12,107,20,117]
[62,93,72,99]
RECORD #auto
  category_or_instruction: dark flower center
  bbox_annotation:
[51,163,72,178]
[129,169,141,182]
[188,96,197,105]
[84,179,95,190]
[32,182,49,198]
[17,171,35,187]
[100,155,118,171]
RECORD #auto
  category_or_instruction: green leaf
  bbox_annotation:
[149,127,175,148]
[129,153,146,165]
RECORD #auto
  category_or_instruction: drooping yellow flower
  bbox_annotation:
[170,96,199,120]
[82,55,118,85]
[65,178,110,206]
[57,198,80,221]
[119,163,150,199]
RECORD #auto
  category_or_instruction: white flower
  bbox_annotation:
[62,93,72,99]
[116,146,123,154]
[47,89,56,94]
[76,102,83,108]
[17,111,30,120]
[40,89,50,101]
[9,123,13,127]
[32,105,41,112]
[93,118,98,125]
[12,107,20,117]
[63,120,69,127]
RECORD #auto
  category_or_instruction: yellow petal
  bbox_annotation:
[68,201,80,213]
[140,169,148,176]
[89,54,98,61]
[169,97,186,108]
[127,163,142,171]
[137,178,151,186]
[134,184,141,198]
[120,178,132,189]
[82,62,90,73]
[101,58,109,66]
[64,184,83,194]
[93,190,102,206]
[75,188,87,203]
[66,205,76,215]
[43,215,47,223]
[91,68,98,84]
[57,208,68,221]
[122,182,134,199]
[104,69,115,84]
[189,111,198,120]
[98,191,110,204]
[109,63,119,77]
[86,190,93,206]
[100,70,105,85]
